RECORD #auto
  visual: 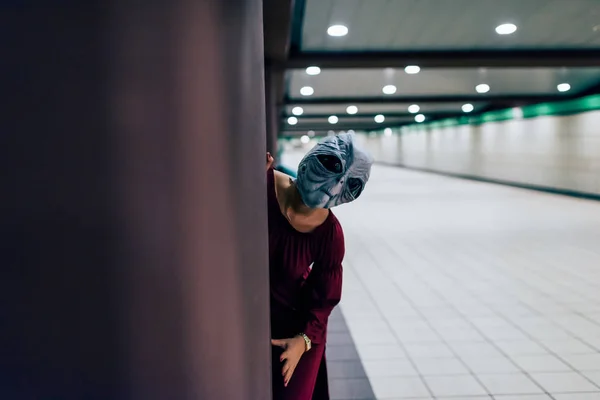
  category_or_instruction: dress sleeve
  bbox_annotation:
[300,221,345,345]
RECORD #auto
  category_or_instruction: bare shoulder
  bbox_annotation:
[273,169,292,188]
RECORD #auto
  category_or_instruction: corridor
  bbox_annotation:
[327,165,600,400]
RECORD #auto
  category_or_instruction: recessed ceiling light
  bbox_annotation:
[346,105,358,115]
[287,116,298,125]
[404,65,420,74]
[476,84,490,93]
[327,25,348,37]
[374,114,385,123]
[300,135,310,144]
[382,85,397,95]
[496,23,517,35]
[462,103,474,113]
[557,83,571,92]
[408,104,420,113]
[306,66,321,75]
[300,86,314,96]
[307,130,315,137]
[415,114,425,123]
[384,128,392,136]
[328,115,339,124]
[292,106,304,116]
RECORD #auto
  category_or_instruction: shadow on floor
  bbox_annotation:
[326,307,376,400]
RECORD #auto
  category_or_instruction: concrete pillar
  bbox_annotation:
[0,1,271,399]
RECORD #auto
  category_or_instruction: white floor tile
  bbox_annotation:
[412,357,469,375]
[539,338,597,355]
[361,359,419,378]
[494,340,549,356]
[461,357,521,374]
[369,376,430,399]
[582,371,600,386]
[403,342,454,358]
[477,373,544,395]
[552,394,600,400]
[562,354,600,371]
[491,395,551,400]
[449,342,504,358]
[356,344,407,360]
[530,372,600,393]
[511,354,573,372]
[424,375,488,397]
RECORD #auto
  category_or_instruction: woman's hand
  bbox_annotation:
[271,336,307,387]
[266,152,274,171]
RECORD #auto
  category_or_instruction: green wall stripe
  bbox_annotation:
[372,93,600,134]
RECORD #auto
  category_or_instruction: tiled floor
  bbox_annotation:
[327,165,600,400]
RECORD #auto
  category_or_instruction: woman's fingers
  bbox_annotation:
[271,339,287,348]
[283,364,295,387]
[281,360,290,376]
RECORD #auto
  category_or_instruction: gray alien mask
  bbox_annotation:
[295,133,373,209]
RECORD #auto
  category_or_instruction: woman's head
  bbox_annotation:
[295,132,373,209]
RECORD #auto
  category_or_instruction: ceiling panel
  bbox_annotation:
[288,68,600,98]
[302,0,600,51]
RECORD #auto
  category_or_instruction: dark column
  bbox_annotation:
[0,1,270,400]
[265,66,281,155]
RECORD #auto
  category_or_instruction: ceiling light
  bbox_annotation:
[476,84,490,93]
[306,66,321,75]
[408,104,420,113]
[346,105,358,114]
[328,115,339,124]
[384,128,392,136]
[415,114,425,123]
[287,116,298,125]
[557,83,571,92]
[292,106,304,116]
[462,103,474,113]
[404,65,420,74]
[300,135,310,144]
[327,25,348,37]
[307,130,315,137]
[382,85,397,95]
[300,86,314,96]
[496,23,517,35]
[374,114,385,123]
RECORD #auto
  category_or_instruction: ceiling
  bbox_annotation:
[275,0,600,136]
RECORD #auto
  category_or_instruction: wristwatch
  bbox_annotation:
[298,333,312,352]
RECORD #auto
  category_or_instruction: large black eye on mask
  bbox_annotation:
[317,154,342,173]
[347,177,364,199]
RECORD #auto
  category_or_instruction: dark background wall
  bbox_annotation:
[0,1,271,399]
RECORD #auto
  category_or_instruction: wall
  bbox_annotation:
[356,110,600,196]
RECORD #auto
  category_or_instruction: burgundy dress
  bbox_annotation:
[268,168,345,400]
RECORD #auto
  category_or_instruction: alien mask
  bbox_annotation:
[295,132,373,209]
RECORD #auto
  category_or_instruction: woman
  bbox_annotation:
[267,133,373,400]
